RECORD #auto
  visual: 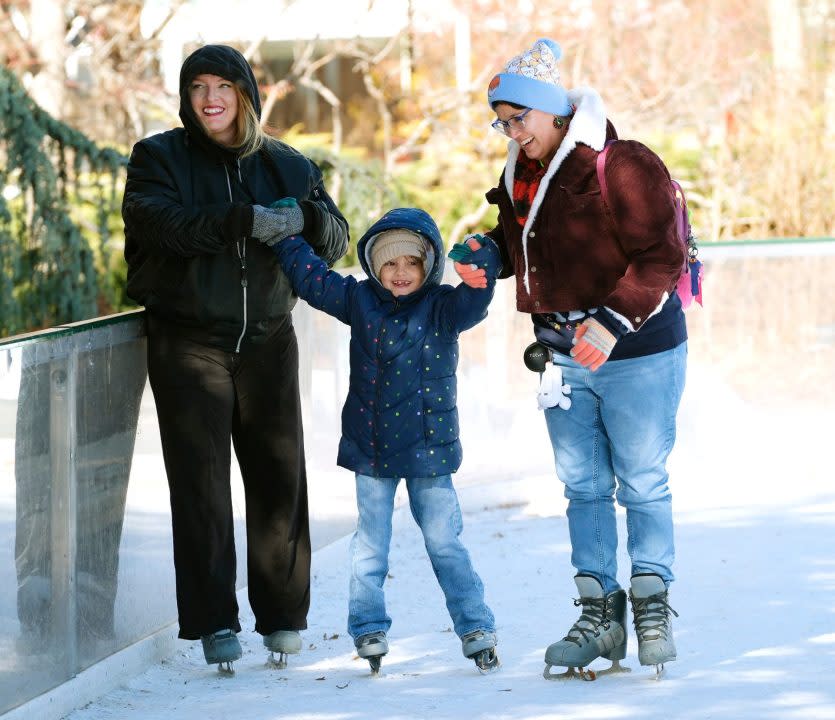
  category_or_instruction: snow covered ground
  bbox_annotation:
[52,360,835,720]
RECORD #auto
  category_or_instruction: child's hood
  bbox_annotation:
[358,208,445,289]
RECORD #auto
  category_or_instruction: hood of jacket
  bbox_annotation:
[178,44,260,161]
[357,207,445,299]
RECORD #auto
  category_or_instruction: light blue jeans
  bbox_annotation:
[545,343,687,594]
[348,473,495,641]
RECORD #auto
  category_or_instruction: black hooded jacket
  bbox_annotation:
[122,44,349,350]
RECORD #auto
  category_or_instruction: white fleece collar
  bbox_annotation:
[502,86,608,293]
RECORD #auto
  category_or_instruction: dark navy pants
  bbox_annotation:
[147,314,310,640]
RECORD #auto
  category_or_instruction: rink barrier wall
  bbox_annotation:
[1,239,833,718]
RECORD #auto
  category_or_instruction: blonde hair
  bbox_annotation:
[233,85,274,157]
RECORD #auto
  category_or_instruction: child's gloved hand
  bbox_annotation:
[536,363,572,411]
[448,234,484,262]
[452,234,497,289]
[466,235,502,277]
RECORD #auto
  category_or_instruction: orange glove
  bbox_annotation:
[570,317,617,371]
[453,236,488,288]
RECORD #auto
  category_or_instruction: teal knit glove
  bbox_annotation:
[448,233,486,262]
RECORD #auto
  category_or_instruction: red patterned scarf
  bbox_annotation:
[512,155,547,227]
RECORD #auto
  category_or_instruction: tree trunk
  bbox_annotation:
[28,0,67,117]
[768,0,804,97]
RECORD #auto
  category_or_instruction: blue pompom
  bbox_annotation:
[535,38,562,61]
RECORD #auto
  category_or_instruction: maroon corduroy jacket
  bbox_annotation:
[486,127,685,332]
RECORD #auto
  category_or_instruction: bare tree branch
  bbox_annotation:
[449,199,491,245]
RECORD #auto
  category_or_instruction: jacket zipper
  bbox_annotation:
[225,162,248,353]
[373,299,399,475]
[374,317,384,474]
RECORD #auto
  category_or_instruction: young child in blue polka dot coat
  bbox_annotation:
[271,206,502,672]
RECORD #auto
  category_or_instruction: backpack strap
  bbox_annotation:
[670,179,691,248]
[596,139,617,231]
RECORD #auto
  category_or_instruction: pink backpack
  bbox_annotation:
[597,141,703,309]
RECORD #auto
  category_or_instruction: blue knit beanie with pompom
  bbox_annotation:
[487,38,571,115]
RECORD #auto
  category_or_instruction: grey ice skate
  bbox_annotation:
[461,629,500,674]
[356,631,388,675]
[201,629,242,674]
[263,630,302,668]
[629,573,678,679]
[543,575,630,681]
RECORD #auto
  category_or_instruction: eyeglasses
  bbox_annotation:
[491,108,533,136]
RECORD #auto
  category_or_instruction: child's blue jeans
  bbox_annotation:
[545,343,687,594]
[347,473,495,641]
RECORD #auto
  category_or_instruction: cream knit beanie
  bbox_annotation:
[370,229,427,278]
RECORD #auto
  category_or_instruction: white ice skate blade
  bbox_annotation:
[543,659,630,682]
[594,659,631,678]
[352,653,385,676]
[368,654,384,675]
[473,649,501,674]
[476,663,501,675]
[543,664,596,681]
[267,651,290,669]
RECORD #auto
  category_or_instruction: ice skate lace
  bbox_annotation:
[631,591,679,641]
[563,596,612,647]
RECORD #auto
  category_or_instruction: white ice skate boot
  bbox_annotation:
[629,573,678,679]
[201,629,242,674]
[356,630,388,675]
[263,630,302,669]
[543,575,629,681]
[461,629,500,674]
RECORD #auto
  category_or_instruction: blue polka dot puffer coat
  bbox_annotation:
[273,207,501,479]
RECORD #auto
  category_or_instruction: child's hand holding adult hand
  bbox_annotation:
[453,235,488,288]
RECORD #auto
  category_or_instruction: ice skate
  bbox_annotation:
[629,574,678,679]
[201,629,242,674]
[263,630,302,669]
[462,629,500,674]
[356,631,389,675]
[543,575,630,681]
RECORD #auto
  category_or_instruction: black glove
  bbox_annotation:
[251,203,304,246]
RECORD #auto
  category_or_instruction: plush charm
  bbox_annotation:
[537,363,572,410]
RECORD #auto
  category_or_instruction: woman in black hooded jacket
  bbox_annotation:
[122,44,349,671]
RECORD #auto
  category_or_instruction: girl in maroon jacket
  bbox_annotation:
[458,38,686,681]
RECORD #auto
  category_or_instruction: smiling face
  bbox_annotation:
[188,73,239,146]
[493,103,569,163]
[379,254,426,297]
